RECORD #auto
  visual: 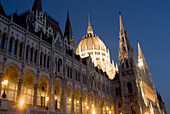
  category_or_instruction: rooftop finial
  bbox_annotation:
[87,14,93,35]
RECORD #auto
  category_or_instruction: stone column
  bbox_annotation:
[105,99,107,114]
[80,95,82,114]
[48,84,51,111]
[72,92,75,114]
[17,79,23,101]
[88,94,92,114]
[0,73,4,96]
[64,85,67,113]
[51,82,55,111]
[16,42,19,57]
[101,97,103,114]
[60,85,64,112]
[33,84,38,108]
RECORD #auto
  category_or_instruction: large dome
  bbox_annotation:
[76,34,106,54]
[76,17,117,80]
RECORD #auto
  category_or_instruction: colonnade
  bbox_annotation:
[0,65,114,114]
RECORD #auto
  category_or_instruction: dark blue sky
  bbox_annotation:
[3,0,170,112]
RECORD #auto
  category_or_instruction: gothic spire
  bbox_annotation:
[87,15,93,35]
[119,11,125,31]
[64,10,73,43]
[119,12,133,54]
[32,0,42,12]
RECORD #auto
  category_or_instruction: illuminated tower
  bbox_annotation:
[118,12,140,114]
[118,12,163,114]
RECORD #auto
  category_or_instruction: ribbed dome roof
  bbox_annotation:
[76,35,106,53]
[76,16,106,54]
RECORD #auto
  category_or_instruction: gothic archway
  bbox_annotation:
[2,65,19,102]
[37,76,48,107]
[21,72,35,105]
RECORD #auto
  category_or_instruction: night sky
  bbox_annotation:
[3,0,170,112]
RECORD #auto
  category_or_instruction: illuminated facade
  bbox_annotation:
[0,0,167,114]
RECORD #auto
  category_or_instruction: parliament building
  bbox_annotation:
[0,0,167,114]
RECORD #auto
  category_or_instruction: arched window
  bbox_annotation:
[13,40,18,55]
[8,37,13,53]
[44,54,47,68]
[34,49,38,64]
[47,56,50,69]
[30,47,34,62]
[26,45,30,60]
[40,52,43,66]
[70,68,72,78]
[19,42,24,57]
[78,72,80,82]
[0,33,6,49]
[58,58,62,72]
[127,82,133,94]
[67,67,69,77]
[125,60,129,69]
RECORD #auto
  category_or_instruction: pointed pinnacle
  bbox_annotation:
[138,41,143,58]
[119,12,125,31]
[67,9,69,19]
[87,14,93,35]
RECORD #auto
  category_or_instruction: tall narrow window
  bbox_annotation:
[13,40,18,55]
[67,67,69,77]
[47,56,50,69]
[70,69,72,78]
[44,54,46,68]
[115,88,118,96]
[34,49,38,64]
[19,42,23,57]
[8,37,13,53]
[127,82,133,94]
[58,58,62,72]
[26,45,30,60]
[0,34,5,49]
[125,60,129,69]
[40,52,43,66]
[30,48,33,62]
[118,87,121,96]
